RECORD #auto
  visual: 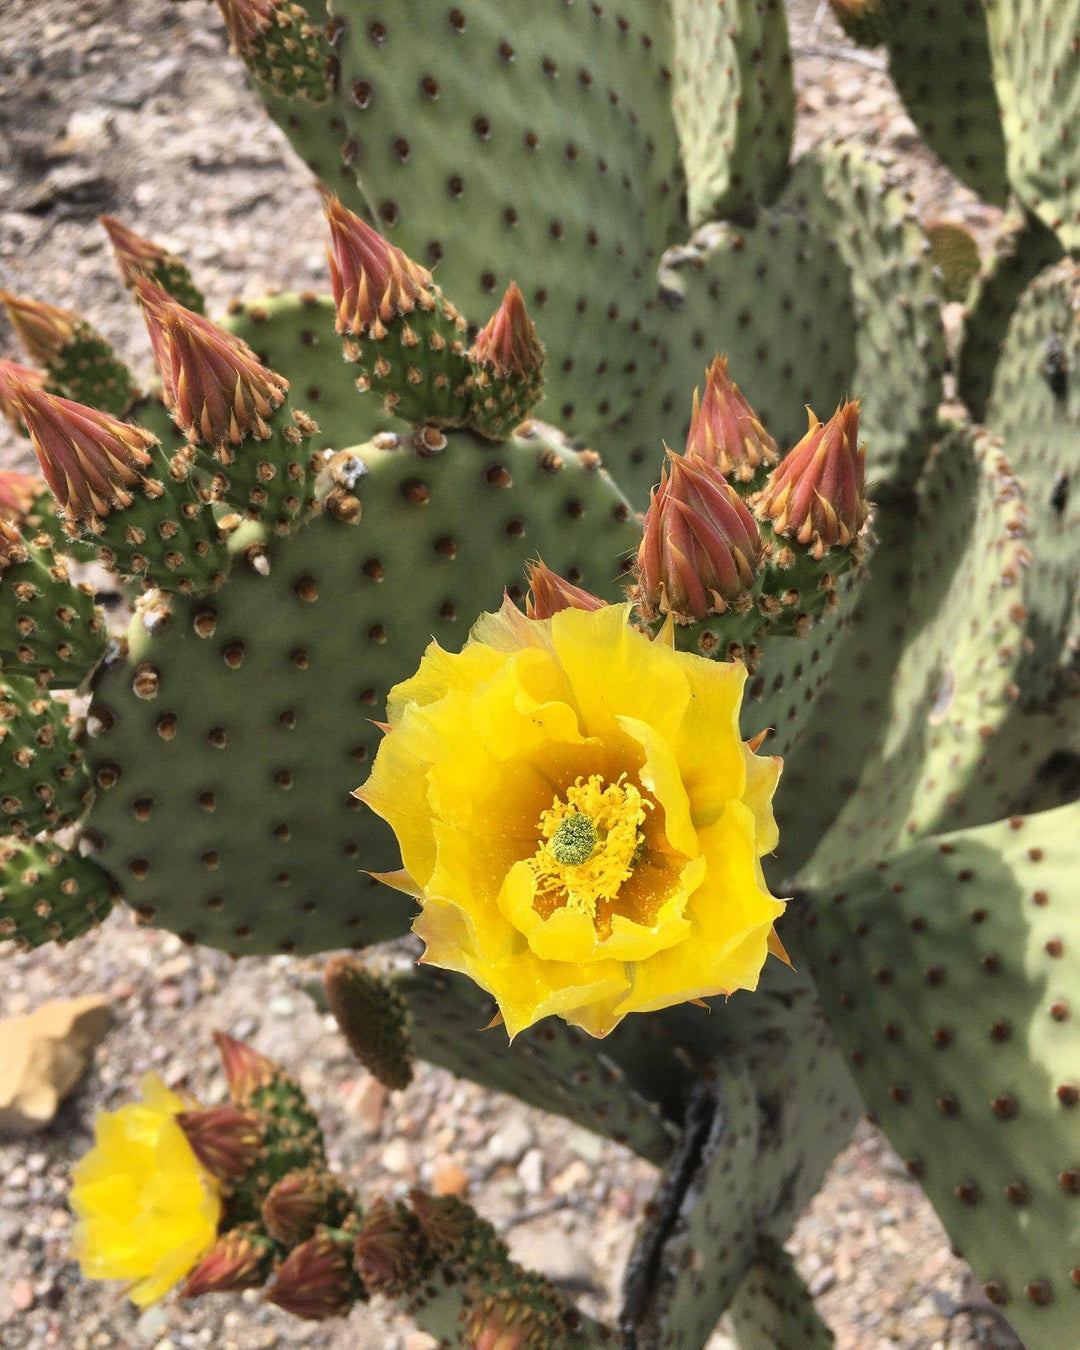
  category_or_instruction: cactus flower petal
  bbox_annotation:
[70,1073,222,1307]
[357,601,784,1039]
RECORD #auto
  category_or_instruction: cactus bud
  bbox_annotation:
[11,384,156,521]
[352,1199,429,1296]
[827,0,889,47]
[0,293,138,416]
[215,0,331,103]
[464,1290,552,1350]
[0,359,46,433]
[265,1227,365,1320]
[261,1168,353,1247]
[100,216,205,313]
[925,219,980,304]
[141,290,288,455]
[323,955,414,1091]
[175,1104,265,1183]
[324,196,434,342]
[213,1030,280,1103]
[0,470,44,525]
[409,1190,504,1269]
[1,295,80,369]
[685,357,778,484]
[181,1223,276,1298]
[755,400,868,559]
[525,560,607,620]
[322,195,472,426]
[634,450,761,623]
[466,283,545,438]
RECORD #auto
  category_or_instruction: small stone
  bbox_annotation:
[518,1149,545,1196]
[381,1138,414,1177]
[551,1160,591,1196]
[431,1160,469,1198]
[487,1116,534,1166]
[0,996,111,1136]
[11,1278,35,1312]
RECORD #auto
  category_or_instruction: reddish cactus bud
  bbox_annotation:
[0,470,43,524]
[10,384,157,522]
[323,195,434,340]
[685,356,777,481]
[175,1103,265,1182]
[463,1275,571,1350]
[0,359,46,432]
[409,1190,503,1268]
[525,559,607,620]
[464,1296,537,1350]
[213,1030,279,1103]
[100,216,170,288]
[215,0,330,103]
[140,288,288,451]
[265,1228,363,1320]
[0,294,80,368]
[100,216,205,313]
[469,283,544,382]
[181,1224,275,1298]
[352,1198,428,1296]
[755,399,868,559]
[635,450,761,623]
[261,1168,351,1247]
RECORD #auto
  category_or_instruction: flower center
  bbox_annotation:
[528,774,650,923]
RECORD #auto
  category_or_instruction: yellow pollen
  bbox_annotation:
[528,774,650,920]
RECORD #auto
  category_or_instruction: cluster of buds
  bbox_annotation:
[166,1034,585,1344]
[630,357,869,647]
[324,196,545,435]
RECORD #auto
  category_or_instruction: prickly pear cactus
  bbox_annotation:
[9,0,1080,1347]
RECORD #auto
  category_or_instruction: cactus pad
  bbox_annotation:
[0,837,118,948]
[669,0,794,226]
[728,1240,836,1349]
[956,210,1063,422]
[616,144,943,508]
[81,426,639,955]
[0,677,89,838]
[882,0,1008,205]
[799,803,1080,1350]
[324,0,683,442]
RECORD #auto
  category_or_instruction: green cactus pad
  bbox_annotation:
[728,1240,836,1349]
[223,292,401,453]
[622,965,860,1347]
[46,321,140,419]
[881,0,1009,206]
[0,541,107,690]
[985,256,1080,705]
[793,425,1067,887]
[986,2,1080,249]
[622,1064,760,1347]
[956,210,1063,422]
[798,804,1080,1350]
[0,837,118,948]
[616,144,943,508]
[322,955,414,1090]
[357,960,677,1164]
[324,0,683,442]
[81,426,639,956]
[670,0,795,226]
[0,677,89,838]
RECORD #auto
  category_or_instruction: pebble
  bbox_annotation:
[10,1279,35,1312]
[518,1148,545,1196]
[486,1117,534,1166]
[431,1160,469,1198]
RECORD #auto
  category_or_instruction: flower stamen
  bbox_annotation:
[529,774,650,924]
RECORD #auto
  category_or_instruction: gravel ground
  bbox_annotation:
[0,2,1021,1347]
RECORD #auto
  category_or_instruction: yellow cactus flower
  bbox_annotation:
[358,601,786,1039]
[70,1073,222,1306]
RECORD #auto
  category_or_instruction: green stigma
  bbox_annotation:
[549,812,598,866]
